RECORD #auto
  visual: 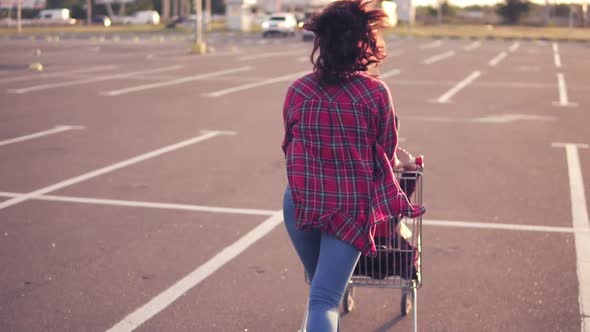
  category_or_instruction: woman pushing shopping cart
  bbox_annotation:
[286,158,424,332]
[281,1,426,331]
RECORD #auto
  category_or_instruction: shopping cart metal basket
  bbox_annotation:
[300,168,423,332]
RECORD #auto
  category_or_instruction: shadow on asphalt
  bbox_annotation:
[373,314,405,332]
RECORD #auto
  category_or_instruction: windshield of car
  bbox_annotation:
[270,16,287,21]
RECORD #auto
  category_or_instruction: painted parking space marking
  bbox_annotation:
[0,125,84,147]
[380,68,401,79]
[100,66,252,96]
[488,51,508,67]
[424,219,582,233]
[203,70,308,98]
[464,41,481,51]
[405,113,554,124]
[553,42,562,68]
[553,73,578,108]
[433,70,481,103]
[508,41,520,52]
[0,192,276,216]
[552,143,590,332]
[0,130,236,211]
[8,65,183,94]
[420,40,443,49]
[102,205,587,332]
[423,50,455,65]
[0,187,580,235]
[101,209,586,332]
[0,65,117,84]
[106,210,285,332]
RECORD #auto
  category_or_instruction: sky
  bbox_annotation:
[413,0,589,7]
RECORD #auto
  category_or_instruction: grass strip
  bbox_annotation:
[389,24,590,41]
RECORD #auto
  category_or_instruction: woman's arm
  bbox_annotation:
[281,86,295,155]
[377,84,398,166]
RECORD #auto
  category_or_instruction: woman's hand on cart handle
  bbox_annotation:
[394,147,424,171]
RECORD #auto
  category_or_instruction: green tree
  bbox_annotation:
[496,0,530,24]
[440,0,457,17]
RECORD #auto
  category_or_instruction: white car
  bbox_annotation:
[123,10,160,25]
[36,9,76,25]
[261,13,298,37]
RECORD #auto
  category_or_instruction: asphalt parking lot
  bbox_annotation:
[0,31,589,332]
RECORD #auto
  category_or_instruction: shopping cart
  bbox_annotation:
[300,165,423,332]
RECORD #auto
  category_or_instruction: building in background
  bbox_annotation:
[226,0,256,30]
[394,0,416,23]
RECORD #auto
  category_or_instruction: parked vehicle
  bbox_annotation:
[36,9,76,25]
[261,13,298,37]
[122,10,160,25]
[92,15,112,27]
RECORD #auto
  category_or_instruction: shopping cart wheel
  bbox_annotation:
[401,290,413,316]
[343,286,355,313]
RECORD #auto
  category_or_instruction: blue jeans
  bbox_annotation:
[283,187,361,332]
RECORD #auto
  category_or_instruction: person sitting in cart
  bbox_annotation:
[281,1,426,331]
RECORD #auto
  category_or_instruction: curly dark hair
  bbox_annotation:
[303,0,390,85]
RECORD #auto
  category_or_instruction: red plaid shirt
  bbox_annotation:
[282,72,425,256]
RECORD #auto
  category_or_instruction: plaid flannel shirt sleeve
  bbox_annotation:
[282,86,294,156]
[377,84,398,165]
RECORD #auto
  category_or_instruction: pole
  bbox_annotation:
[192,0,205,53]
[172,0,178,17]
[86,0,92,25]
[437,0,442,25]
[205,0,210,31]
[583,0,588,27]
[17,0,22,33]
[194,0,202,44]
[163,0,170,21]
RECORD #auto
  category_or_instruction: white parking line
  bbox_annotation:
[203,70,308,98]
[379,68,401,79]
[553,73,578,107]
[434,70,481,103]
[106,210,284,332]
[239,50,305,61]
[419,40,443,49]
[0,125,84,147]
[0,65,117,84]
[0,187,579,234]
[463,41,481,51]
[553,42,562,68]
[0,130,236,211]
[508,41,520,52]
[0,192,275,216]
[101,202,583,332]
[8,65,183,94]
[100,66,252,96]
[423,50,455,65]
[424,219,579,233]
[488,51,508,67]
[551,143,590,332]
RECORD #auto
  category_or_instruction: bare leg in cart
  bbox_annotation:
[283,187,361,332]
